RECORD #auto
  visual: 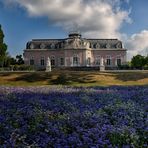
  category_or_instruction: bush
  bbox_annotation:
[0,67,11,71]
[118,64,131,70]
[51,73,69,84]
[10,65,35,71]
[143,65,148,70]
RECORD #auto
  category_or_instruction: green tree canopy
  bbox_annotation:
[131,54,146,69]
[0,24,4,43]
[144,55,148,65]
[16,54,24,65]
[0,24,7,67]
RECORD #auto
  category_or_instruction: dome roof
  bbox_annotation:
[68,31,81,38]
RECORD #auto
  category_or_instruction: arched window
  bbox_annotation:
[51,56,55,66]
[95,55,101,65]
[87,57,91,66]
[30,57,34,65]
[60,57,64,66]
[40,57,45,66]
[106,55,111,66]
[116,56,122,66]
[89,43,92,48]
[73,55,79,66]
[93,44,96,49]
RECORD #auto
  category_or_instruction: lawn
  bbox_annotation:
[0,86,147,147]
[0,70,148,86]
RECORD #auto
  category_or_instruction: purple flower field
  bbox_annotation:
[0,86,148,147]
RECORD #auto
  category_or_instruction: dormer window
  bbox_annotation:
[116,42,122,48]
[106,43,110,48]
[89,43,91,48]
[30,43,34,49]
[93,44,96,48]
[51,43,55,49]
[96,43,100,48]
[40,43,45,49]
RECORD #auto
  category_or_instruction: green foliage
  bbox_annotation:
[2,54,25,69]
[144,56,148,65]
[52,73,69,84]
[0,24,4,43]
[143,65,148,70]
[7,56,16,66]
[0,24,7,67]
[16,55,24,65]
[118,64,130,70]
[131,54,147,69]
[11,65,34,71]
[0,43,7,55]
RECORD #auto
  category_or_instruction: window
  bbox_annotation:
[87,57,91,66]
[116,56,122,66]
[89,43,92,48]
[106,59,111,65]
[117,58,121,66]
[106,56,111,66]
[51,56,55,66]
[30,57,34,65]
[95,56,101,65]
[96,43,100,48]
[40,57,45,66]
[50,44,55,49]
[93,44,96,48]
[51,59,55,66]
[60,58,64,66]
[73,56,79,66]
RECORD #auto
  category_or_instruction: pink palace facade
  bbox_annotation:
[23,32,127,70]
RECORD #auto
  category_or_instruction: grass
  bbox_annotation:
[0,70,148,86]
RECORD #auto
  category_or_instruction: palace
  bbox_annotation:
[23,32,127,70]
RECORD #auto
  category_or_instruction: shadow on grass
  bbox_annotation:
[0,70,148,86]
[13,72,53,83]
[4,71,96,85]
[113,72,148,81]
[50,73,96,85]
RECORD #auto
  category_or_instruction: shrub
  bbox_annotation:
[10,65,35,71]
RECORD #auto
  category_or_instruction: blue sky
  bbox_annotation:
[0,0,148,60]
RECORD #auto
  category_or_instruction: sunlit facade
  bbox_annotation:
[23,32,127,70]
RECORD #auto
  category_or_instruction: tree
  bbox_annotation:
[16,54,24,65]
[4,55,16,67]
[0,24,7,67]
[131,54,145,69]
[144,55,148,65]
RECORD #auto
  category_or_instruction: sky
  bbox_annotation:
[0,0,148,60]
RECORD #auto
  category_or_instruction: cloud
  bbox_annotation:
[125,30,148,60]
[2,0,131,38]
[3,0,148,60]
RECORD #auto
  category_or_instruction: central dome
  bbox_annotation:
[68,31,81,38]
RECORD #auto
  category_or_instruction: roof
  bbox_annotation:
[25,33,123,50]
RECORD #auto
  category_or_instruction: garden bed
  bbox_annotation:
[0,86,147,147]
